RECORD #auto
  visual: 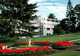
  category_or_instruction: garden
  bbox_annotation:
[0,41,56,56]
[0,33,80,56]
[0,40,79,56]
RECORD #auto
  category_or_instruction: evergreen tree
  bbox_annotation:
[66,0,76,24]
[60,19,68,31]
[0,0,38,38]
[74,4,80,20]
[48,13,56,19]
[74,4,80,31]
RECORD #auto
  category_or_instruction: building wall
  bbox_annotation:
[38,17,60,36]
[16,17,60,37]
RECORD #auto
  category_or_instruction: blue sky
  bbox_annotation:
[29,0,80,20]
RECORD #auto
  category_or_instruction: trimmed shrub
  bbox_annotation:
[0,49,58,56]
[76,48,80,51]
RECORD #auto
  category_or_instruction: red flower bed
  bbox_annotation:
[0,46,52,54]
[14,41,51,45]
[54,41,74,47]
[0,44,8,48]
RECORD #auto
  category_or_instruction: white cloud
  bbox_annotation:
[36,2,67,20]
[36,6,46,10]
[51,0,56,1]
[28,0,67,20]
[28,0,46,4]
[37,3,53,6]
[54,3,65,6]
[45,6,67,20]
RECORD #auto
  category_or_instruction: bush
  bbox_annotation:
[52,45,76,50]
[54,26,65,35]
[0,36,18,43]
[76,48,80,51]
[0,50,58,56]
[61,30,65,34]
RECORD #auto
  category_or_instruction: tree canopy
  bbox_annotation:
[0,0,38,42]
[48,13,56,19]
[74,4,80,20]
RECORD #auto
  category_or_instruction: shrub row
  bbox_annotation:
[52,44,77,50]
[0,49,58,56]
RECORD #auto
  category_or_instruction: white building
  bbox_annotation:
[30,17,60,36]
[15,17,60,37]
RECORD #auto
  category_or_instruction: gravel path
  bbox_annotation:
[69,39,80,42]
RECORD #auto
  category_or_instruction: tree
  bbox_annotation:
[0,0,38,39]
[54,25,65,35]
[60,19,75,33]
[74,4,80,20]
[66,0,76,24]
[48,13,56,19]
[74,4,80,31]
[60,19,68,31]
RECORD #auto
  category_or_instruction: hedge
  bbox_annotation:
[0,49,58,56]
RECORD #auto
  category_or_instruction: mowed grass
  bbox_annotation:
[50,51,80,56]
[74,40,80,44]
[74,32,80,35]
[16,34,80,43]
[0,33,80,45]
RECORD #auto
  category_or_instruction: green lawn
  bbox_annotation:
[0,33,80,45]
[16,34,80,43]
[50,51,80,56]
[74,32,80,35]
[74,40,80,44]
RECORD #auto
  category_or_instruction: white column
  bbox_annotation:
[28,39,31,46]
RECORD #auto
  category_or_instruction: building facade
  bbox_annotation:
[31,17,60,36]
[39,17,60,36]
[15,17,60,37]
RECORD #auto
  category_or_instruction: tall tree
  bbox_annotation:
[74,4,80,31]
[0,0,38,38]
[74,4,80,20]
[66,0,76,24]
[48,13,56,19]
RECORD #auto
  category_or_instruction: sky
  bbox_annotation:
[29,0,80,20]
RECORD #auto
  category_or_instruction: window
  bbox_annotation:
[47,19,50,21]
[47,33,48,35]
[56,20,58,22]
[47,28,50,30]
[51,20,54,22]
[47,33,51,35]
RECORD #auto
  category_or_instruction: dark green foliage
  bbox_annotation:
[0,0,38,39]
[32,43,52,46]
[60,20,68,31]
[60,19,75,33]
[54,25,65,35]
[76,48,80,51]
[0,36,17,43]
[52,44,77,50]
[66,0,76,24]
[48,13,56,19]
[74,4,80,31]
[0,19,18,42]
[74,4,80,20]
